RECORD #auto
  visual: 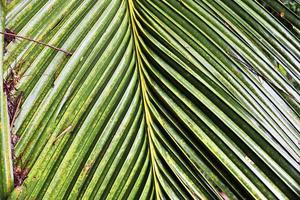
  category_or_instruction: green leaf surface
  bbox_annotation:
[0,0,299,199]
[0,1,14,199]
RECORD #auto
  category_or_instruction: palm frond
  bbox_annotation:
[0,1,14,199]
[0,0,299,199]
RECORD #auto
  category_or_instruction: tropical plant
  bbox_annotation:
[0,0,300,199]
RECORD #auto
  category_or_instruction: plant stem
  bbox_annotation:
[0,31,73,56]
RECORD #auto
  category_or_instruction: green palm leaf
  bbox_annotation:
[0,0,299,199]
[0,1,14,199]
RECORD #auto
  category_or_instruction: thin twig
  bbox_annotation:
[228,52,298,101]
[0,31,73,56]
[228,51,260,77]
[52,125,73,145]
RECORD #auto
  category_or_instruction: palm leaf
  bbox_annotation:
[0,0,299,199]
[0,1,14,199]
